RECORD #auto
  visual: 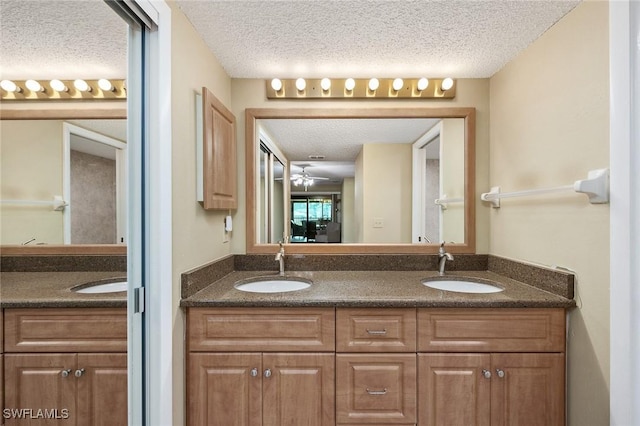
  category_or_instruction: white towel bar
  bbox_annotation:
[0,195,68,211]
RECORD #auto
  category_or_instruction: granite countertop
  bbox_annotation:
[180,270,576,308]
[1,272,127,308]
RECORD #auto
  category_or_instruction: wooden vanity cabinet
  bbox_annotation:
[3,308,127,426]
[336,308,417,425]
[417,309,566,426]
[187,308,335,426]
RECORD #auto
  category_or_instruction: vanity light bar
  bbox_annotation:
[266,78,456,99]
[0,79,126,101]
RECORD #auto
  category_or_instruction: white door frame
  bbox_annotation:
[609,1,639,424]
[411,123,441,243]
[62,122,127,244]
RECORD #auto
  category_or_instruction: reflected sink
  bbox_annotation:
[234,277,312,293]
[422,277,504,294]
[73,279,127,294]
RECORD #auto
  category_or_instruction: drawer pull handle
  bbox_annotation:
[366,329,387,335]
[61,369,72,378]
[366,388,387,395]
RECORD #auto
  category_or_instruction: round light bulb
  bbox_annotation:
[74,79,91,92]
[50,79,68,92]
[320,78,331,91]
[0,79,19,92]
[98,78,113,92]
[271,78,283,91]
[417,77,429,91]
[345,78,355,91]
[368,78,379,91]
[392,78,404,91]
[441,77,454,91]
[295,78,306,91]
[25,79,44,92]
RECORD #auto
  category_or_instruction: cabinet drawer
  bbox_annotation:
[337,308,416,352]
[187,307,335,352]
[417,308,565,352]
[336,354,417,424]
[4,308,127,353]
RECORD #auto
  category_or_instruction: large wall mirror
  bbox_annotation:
[0,108,127,255]
[246,107,476,254]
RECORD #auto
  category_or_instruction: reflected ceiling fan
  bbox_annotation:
[291,166,329,191]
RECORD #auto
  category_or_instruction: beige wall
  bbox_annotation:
[230,78,491,253]
[168,1,233,424]
[489,2,609,425]
[440,118,465,244]
[341,177,356,243]
[1,120,64,244]
[361,143,412,243]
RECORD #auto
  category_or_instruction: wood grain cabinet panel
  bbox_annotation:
[4,308,126,353]
[418,354,491,426]
[490,353,564,426]
[336,353,417,424]
[417,308,565,352]
[202,86,237,210]
[337,308,416,352]
[187,307,335,352]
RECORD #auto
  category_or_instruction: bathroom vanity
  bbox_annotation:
[182,265,573,426]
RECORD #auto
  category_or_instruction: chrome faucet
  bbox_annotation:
[275,242,286,276]
[438,242,454,276]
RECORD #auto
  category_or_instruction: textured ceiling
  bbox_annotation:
[0,0,127,79]
[0,1,579,80]
[260,117,440,184]
[176,0,580,78]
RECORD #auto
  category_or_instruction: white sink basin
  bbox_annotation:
[422,278,504,294]
[234,277,312,293]
[74,280,127,294]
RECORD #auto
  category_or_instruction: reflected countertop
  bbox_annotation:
[1,271,127,308]
[180,270,576,309]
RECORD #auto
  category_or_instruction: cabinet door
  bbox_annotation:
[417,353,490,426]
[490,353,564,426]
[202,86,237,210]
[188,353,262,426]
[4,354,77,425]
[76,353,127,426]
[262,353,335,426]
[336,353,416,424]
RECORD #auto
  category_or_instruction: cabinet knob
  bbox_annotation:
[74,368,85,377]
[366,388,388,395]
[250,368,258,377]
[496,369,505,378]
[482,369,491,379]
[61,369,72,378]
[264,368,272,378]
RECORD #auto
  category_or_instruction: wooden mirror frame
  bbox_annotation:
[0,106,127,255]
[245,107,476,254]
